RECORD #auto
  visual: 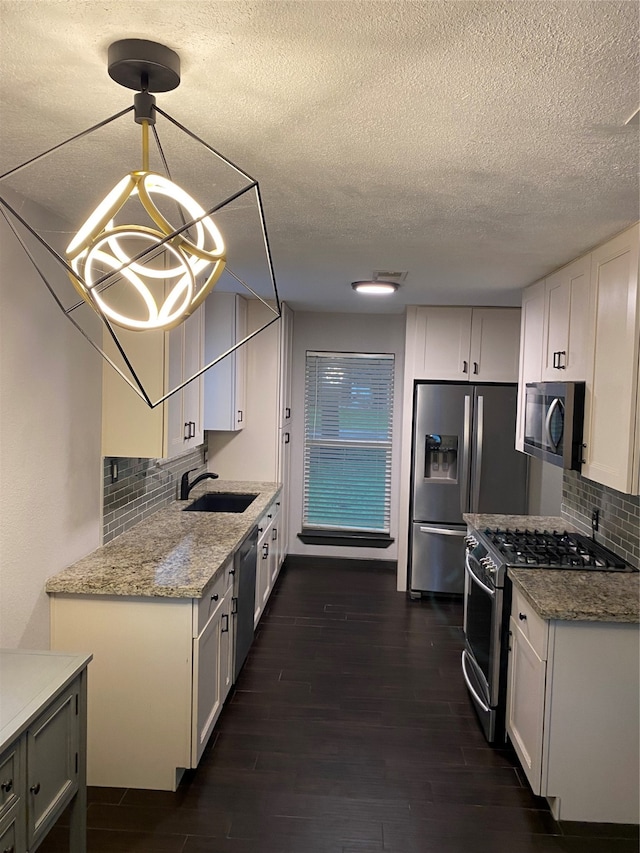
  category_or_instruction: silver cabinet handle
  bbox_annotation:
[461,650,490,713]
[419,526,466,537]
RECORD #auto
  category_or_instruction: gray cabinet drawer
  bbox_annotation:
[0,741,21,821]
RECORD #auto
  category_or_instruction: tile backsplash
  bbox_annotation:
[102,446,207,543]
[562,471,640,569]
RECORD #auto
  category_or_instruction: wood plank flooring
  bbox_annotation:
[41,558,639,852]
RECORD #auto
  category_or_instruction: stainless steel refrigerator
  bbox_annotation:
[409,382,527,596]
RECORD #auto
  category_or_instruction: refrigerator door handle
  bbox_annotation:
[472,395,484,512]
[460,395,471,514]
[419,526,467,537]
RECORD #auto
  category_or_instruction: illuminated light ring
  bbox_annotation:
[66,174,138,261]
[76,230,195,331]
[137,173,226,264]
[104,223,188,280]
[66,170,227,330]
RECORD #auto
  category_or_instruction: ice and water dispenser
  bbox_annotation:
[424,434,458,481]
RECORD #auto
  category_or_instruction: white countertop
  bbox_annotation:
[0,649,92,752]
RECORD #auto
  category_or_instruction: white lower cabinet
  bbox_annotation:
[191,581,234,767]
[254,498,282,628]
[50,558,238,792]
[506,586,640,823]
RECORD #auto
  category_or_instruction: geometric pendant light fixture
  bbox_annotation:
[0,38,280,406]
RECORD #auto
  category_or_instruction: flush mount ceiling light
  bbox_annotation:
[0,38,280,406]
[351,280,399,295]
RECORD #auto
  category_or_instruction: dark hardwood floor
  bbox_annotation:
[42,558,639,852]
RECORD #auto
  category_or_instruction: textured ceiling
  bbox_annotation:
[0,1,638,313]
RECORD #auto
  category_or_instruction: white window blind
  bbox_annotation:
[303,352,394,533]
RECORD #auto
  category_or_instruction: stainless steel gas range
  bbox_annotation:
[462,525,636,743]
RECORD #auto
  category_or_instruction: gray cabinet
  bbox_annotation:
[0,650,91,853]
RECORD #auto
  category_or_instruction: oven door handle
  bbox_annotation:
[465,551,496,598]
[461,650,490,713]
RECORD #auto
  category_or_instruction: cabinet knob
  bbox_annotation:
[30,782,41,795]
[518,612,527,621]
[0,779,12,793]
[3,845,15,853]
[210,593,219,602]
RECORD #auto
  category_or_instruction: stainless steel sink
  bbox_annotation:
[183,492,258,513]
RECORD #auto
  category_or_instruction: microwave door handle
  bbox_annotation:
[544,397,563,452]
[472,395,483,512]
[461,395,471,514]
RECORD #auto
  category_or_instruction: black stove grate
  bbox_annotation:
[483,528,634,571]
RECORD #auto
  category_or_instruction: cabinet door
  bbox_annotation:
[166,322,187,457]
[542,256,591,381]
[470,308,521,382]
[515,280,545,451]
[506,617,546,795]
[27,684,79,849]
[414,307,472,380]
[279,302,294,427]
[220,585,234,705]
[191,600,223,766]
[183,307,204,448]
[582,224,640,493]
[204,293,247,431]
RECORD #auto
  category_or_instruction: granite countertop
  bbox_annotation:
[463,513,638,624]
[463,513,577,532]
[509,568,639,623]
[45,480,280,599]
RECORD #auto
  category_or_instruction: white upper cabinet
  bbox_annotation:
[515,280,545,451]
[541,255,591,381]
[410,307,520,382]
[102,306,204,459]
[581,224,640,494]
[166,307,204,455]
[203,293,247,432]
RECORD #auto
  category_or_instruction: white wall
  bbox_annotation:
[0,193,102,648]
[288,311,405,562]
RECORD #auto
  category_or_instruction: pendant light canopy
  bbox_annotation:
[0,39,280,407]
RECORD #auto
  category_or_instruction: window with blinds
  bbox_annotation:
[303,352,394,534]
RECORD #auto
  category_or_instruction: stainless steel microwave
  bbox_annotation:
[523,382,585,469]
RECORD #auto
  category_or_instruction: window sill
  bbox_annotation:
[297,530,394,549]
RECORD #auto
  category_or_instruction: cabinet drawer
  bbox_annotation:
[193,559,234,637]
[0,741,21,820]
[0,800,25,853]
[511,586,548,659]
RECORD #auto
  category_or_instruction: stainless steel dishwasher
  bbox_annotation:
[233,527,258,681]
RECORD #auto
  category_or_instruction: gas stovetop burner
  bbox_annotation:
[483,528,635,572]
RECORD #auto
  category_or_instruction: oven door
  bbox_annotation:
[462,546,504,742]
